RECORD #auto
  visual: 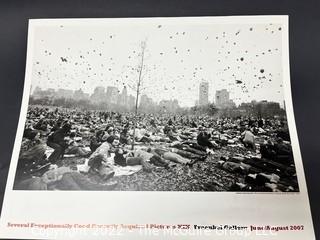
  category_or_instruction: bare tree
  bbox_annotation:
[130,41,147,150]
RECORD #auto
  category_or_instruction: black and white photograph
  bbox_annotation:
[13,17,299,192]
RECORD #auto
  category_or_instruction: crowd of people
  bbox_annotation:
[14,105,298,192]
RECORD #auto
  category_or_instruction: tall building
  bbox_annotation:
[74,88,89,101]
[199,81,209,105]
[106,86,119,104]
[117,86,128,106]
[91,86,106,103]
[215,89,229,106]
[127,95,136,110]
[215,89,236,108]
[139,94,155,112]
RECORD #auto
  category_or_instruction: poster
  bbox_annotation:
[0,16,315,239]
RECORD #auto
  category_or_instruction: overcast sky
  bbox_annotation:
[31,19,285,107]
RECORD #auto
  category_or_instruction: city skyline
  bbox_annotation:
[31,21,285,107]
[31,78,284,108]
[32,85,182,113]
[32,83,282,109]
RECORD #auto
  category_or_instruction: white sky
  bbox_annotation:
[31,19,285,107]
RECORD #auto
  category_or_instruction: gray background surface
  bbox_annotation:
[0,0,319,239]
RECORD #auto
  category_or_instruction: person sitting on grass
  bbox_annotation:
[47,123,71,163]
[90,130,106,152]
[241,127,256,150]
